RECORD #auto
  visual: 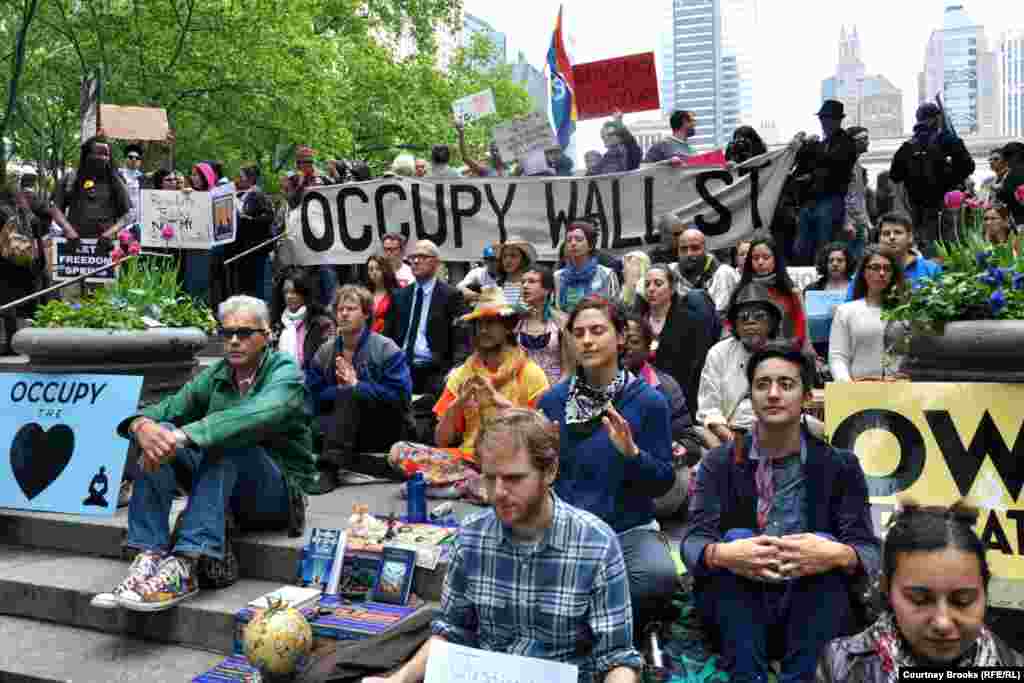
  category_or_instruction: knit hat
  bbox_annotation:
[193,162,217,190]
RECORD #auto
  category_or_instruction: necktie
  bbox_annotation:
[405,286,424,363]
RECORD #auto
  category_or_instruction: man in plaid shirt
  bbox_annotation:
[364,409,643,683]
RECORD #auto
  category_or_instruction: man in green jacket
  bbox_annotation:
[93,295,317,613]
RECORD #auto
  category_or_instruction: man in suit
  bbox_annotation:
[383,240,465,397]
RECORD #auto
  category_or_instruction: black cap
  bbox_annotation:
[815,100,845,119]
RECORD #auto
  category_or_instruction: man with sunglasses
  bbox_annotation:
[97,295,316,613]
[118,144,145,229]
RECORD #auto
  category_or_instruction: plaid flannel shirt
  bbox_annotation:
[432,493,643,682]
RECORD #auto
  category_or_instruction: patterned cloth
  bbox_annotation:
[432,493,643,683]
[750,428,807,530]
[866,611,1001,683]
[564,369,628,432]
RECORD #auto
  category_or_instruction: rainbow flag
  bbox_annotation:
[546,6,576,150]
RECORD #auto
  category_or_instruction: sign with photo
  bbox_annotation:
[452,88,497,124]
[140,183,237,250]
[0,373,144,516]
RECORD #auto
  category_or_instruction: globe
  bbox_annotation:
[242,598,314,679]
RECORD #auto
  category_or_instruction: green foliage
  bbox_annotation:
[32,253,215,332]
[883,231,1024,332]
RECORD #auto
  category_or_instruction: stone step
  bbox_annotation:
[0,614,223,682]
[0,544,281,655]
[0,481,477,596]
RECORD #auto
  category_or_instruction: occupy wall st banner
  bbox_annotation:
[284,144,798,265]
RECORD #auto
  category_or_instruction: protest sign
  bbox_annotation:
[492,112,558,162]
[786,266,821,293]
[0,373,143,516]
[452,88,496,124]
[98,105,170,142]
[826,382,1024,610]
[285,145,798,266]
[50,238,117,283]
[805,289,847,343]
[573,52,660,121]
[140,183,237,250]
[425,639,576,683]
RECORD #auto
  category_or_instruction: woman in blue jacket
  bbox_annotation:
[538,295,677,633]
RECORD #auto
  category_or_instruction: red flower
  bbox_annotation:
[944,190,964,209]
[1015,185,1024,205]
[128,242,141,256]
[110,247,125,263]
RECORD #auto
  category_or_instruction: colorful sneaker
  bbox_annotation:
[118,554,198,612]
[90,550,162,609]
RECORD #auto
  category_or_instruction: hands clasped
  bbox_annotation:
[722,533,842,582]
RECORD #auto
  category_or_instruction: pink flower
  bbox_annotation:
[1016,185,1024,204]
[118,228,133,246]
[965,197,983,210]
[944,190,964,210]
[110,247,125,263]
[128,242,141,256]
[160,224,175,241]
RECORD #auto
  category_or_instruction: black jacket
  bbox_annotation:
[794,130,858,202]
[383,278,466,371]
[889,132,975,209]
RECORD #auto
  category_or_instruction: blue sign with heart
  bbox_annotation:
[0,373,143,516]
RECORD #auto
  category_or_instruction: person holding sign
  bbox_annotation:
[816,502,1024,682]
[828,246,905,382]
[366,410,643,683]
[804,242,856,359]
[453,115,506,178]
[643,110,696,166]
[683,341,880,683]
[591,111,642,175]
[99,296,316,612]
[50,137,131,244]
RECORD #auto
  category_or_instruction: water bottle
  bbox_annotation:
[407,472,427,523]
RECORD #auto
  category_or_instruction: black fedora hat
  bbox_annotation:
[815,99,846,119]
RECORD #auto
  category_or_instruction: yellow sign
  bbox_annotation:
[826,382,1024,611]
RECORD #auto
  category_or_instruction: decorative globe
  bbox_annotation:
[242,598,313,679]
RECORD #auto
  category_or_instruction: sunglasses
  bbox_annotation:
[127,154,141,161]
[736,309,771,323]
[218,327,265,340]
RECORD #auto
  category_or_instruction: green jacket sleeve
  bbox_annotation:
[116,365,217,437]
[181,360,308,450]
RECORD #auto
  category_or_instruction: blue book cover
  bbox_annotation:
[298,527,343,591]
[191,655,259,681]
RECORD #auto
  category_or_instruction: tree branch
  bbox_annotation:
[165,0,195,75]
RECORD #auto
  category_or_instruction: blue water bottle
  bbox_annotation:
[407,472,427,523]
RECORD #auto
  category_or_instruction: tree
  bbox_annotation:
[0,0,42,175]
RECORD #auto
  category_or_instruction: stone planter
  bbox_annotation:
[11,327,209,405]
[901,320,1024,383]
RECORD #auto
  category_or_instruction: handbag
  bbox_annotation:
[0,217,39,267]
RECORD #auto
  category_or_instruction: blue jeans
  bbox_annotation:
[126,426,291,559]
[796,194,846,265]
[695,529,852,683]
[619,528,679,634]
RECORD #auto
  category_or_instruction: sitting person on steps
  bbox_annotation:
[306,284,413,494]
[95,295,316,613]
[682,341,880,683]
[364,409,644,683]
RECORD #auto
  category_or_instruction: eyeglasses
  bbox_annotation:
[736,309,771,323]
[865,264,893,274]
[218,327,265,340]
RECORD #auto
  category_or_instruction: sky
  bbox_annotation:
[462,0,1024,158]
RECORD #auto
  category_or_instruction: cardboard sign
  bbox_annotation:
[826,382,1024,611]
[98,105,169,142]
[425,640,576,683]
[492,112,558,162]
[452,88,496,124]
[140,184,237,250]
[805,290,847,343]
[0,373,143,516]
[573,52,660,121]
[51,238,117,283]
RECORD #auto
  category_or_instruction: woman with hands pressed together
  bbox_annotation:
[538,295,677,635]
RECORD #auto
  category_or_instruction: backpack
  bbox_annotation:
[901,140,948,205]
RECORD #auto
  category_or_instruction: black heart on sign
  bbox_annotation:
[10,423,75,501]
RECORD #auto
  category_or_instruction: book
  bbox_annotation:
[191,655,259,682]
[370,545,417,606]
[248,584,322,611]
[297,527,346,593]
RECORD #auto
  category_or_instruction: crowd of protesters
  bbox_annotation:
[3,98,1023,683]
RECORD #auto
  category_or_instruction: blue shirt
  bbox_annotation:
[432,494,643,683]
[405,277,436,366]
[750,433,809,538]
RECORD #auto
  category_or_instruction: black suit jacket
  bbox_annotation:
[383,278,465,371]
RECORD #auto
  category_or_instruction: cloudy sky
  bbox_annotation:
[463,0,1024,157]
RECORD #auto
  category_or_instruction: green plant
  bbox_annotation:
[883,229,1024,333]
[32,253,216,333]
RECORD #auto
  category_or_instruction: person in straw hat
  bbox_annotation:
[388,286,550,493]
[495,237,537,307]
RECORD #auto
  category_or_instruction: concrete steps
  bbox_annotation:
[0,615,225,682]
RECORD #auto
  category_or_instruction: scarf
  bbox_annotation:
[459,347,530,419]
[752,272,778,288]
[678,254,718,289]
[637,362,661,388]
[751,426,805,530]
[867,612,1001,683]
[278,306,307,361]
[565,369,629,436]
[559,256,599,311]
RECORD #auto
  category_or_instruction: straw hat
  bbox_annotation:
[496,238,537,271]
[458,286,527,323]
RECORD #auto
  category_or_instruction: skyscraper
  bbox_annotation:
[998,29,1024,137]
[659,0,758,149]
[821,26,904,139]
[919,5,999,137]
